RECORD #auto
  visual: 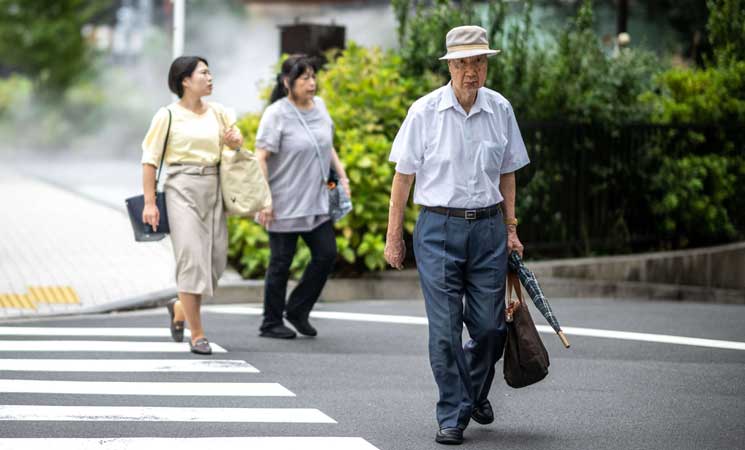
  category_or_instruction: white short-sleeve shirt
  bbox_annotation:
[389,83,530,208]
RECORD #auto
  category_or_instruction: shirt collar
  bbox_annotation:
[438,82,493,116]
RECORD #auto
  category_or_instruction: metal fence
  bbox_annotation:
[515,122,745,258]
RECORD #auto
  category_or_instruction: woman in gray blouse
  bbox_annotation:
[255,55,350,339]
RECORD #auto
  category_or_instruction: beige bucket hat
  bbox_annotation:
[439,25,501,60]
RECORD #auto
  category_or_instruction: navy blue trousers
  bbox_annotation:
[413,208,508,429]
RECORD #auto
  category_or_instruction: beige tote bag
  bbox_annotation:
[220,147,272,217]
[212,105,272,217]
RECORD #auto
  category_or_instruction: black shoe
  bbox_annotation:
[166,299,184,343]
[435,427,463,445]
[259,324,297,339]
[471,400,494,425]
[285,315,317,337]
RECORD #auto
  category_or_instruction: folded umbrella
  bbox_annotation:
[508,252,571,348]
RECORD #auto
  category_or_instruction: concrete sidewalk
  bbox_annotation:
[0,168,176,319]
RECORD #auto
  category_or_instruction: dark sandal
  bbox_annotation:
[190,337,212,355]
[166,299,185,343]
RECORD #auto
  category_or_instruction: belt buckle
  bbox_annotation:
[464,210,477,220]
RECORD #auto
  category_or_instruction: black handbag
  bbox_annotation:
[125,108,172,242]
[503,272,550,388]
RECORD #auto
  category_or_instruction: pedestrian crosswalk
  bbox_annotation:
[0,325,380,449]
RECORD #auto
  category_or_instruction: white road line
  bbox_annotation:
[0,405,336,423]
[0,341,227,353]
[205,305,429,325]
[0,359,258,373]
[0,327,191,337]
[0,380,293,397]
[0,437,380,450]
[551,325,745,351]
[204,305,745,351]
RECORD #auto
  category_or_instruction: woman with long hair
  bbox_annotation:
[254,55,350,339]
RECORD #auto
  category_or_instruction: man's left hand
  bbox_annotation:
[507,227,524,258]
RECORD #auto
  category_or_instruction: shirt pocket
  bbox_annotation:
[479,134,508,177]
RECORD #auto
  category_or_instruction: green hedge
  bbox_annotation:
[641,59,745,244]
[227,0,745,277]
[228,44,442,278]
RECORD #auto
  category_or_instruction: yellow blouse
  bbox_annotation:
[141,101,236,167]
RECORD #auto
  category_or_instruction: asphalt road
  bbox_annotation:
[1,298,744,450]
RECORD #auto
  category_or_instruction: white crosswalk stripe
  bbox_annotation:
[0,379,294,396]
[0,405,336,423]
[0,359,258,372]
[0,340,227,352]
[0,327,191,337]
[0,437,380,450]
[0,324,381,449]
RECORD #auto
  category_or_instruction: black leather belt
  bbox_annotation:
[424,204,502,220]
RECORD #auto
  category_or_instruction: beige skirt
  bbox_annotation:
[164,165,227,297]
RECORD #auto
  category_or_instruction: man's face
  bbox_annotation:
[448,55,487,96]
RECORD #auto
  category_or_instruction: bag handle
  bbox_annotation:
[208,104,233,160]
[505,271,523,322]
[155,108,172,185]
[287,99,329,183]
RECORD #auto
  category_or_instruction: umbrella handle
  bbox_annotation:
[557,330,571,348]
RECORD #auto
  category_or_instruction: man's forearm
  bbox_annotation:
[387,172,415,238]
[500,172,516,221]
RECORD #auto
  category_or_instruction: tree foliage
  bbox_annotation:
[707,0,745,64]
[227,0,745,277]
[0,0,107,96]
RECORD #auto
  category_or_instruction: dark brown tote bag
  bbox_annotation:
[503,272,550,388]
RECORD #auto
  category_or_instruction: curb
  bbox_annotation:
[214,271,745,305]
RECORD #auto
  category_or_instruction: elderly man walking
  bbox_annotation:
[385,25,530,445]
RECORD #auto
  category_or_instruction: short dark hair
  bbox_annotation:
[269,54,318,104]
[168,56,208,98]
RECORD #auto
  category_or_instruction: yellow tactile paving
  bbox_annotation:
[28,286,52,304]
[0,294,31,309]
[60,286,80,304]
[0,286,80,309]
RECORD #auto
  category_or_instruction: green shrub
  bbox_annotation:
[650,154,737,246]
[321,43,441,271]
[227,43,442,278]
[641,61,745,124]
[640,59,745,244]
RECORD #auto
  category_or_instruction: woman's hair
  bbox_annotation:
[168,56,208,98]
[269,54,318,103]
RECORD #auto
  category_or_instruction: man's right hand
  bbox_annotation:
[384,236,406,270]
[142,203,160,232]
